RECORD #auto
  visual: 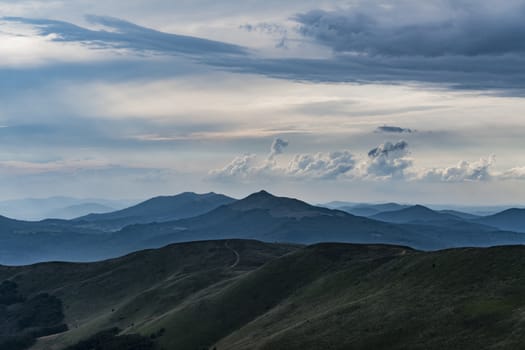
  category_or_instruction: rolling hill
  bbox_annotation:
[340,203,411,217]
[3,240,525,349]
[74,192,235,231]
[476,208,525,233]
[371,205,462,223]
[437,209,480,220]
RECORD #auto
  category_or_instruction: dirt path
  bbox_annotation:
[224,241,240,268]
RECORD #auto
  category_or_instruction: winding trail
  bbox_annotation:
[224,241,240,268]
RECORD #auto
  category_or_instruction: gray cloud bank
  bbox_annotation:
[294,4,525,57]
[4,2,525,93]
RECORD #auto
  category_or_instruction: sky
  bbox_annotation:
[1,0,525,205]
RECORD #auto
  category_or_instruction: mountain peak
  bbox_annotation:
[236,190,280,208]
[229,191,345,219]
[410,205,433,212]
[250,189,274,197]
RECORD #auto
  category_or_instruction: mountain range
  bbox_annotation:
[0,190,524,265]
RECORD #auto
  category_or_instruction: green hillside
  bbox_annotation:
[2,240,525,349]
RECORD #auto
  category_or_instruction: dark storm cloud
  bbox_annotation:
[376,126,413,134]
[206,50,525,93]
[368,140,409,158]
[4,5,525,93]
[293,6,525,57]
[223,1,525,93]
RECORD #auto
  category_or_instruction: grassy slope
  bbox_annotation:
[0,240,297,350]
[143,243,525,350]
[213,245,525,350]
[2,240,525,349]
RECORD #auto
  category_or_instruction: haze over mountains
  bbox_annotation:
[0,197,134,221]
[0,190,524,265]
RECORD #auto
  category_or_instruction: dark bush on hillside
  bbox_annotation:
[0,281,25,305]
[0,281,67,350]
[16,293,65,330]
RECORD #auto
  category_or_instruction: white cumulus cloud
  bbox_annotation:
[418,156,495,182]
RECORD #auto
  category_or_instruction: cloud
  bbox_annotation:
[5,12,525,92]
[362,140,412,179]
[419,156,495,182]
[233,2,525,93]
[3,15,247,57]
[500,167,525,180]
[209,138,356,182]
[209,138,525,185]
[210,154,257,180]
[211,53,525,93]
[286,151,356,180]
[269,138,289,159]
[208,154,258,182]
[367,140,409,158]
[209,138,289,182]
[240,22,290,48]
[294,4,525,57]
[376,125,413,134]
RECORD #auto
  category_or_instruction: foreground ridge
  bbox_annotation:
[2,240,525,350]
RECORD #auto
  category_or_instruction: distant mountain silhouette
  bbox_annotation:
[438,209,480,220]
[75,192,235,230]
[1,191,524,265]
[321,200,360,209]
[340,203,411,217]
[476,208,525,233]
[48,203,115,219]
[0,197,132,221]
[372,205,461,223]
[115,192,524,252]
[116,190,418,247]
